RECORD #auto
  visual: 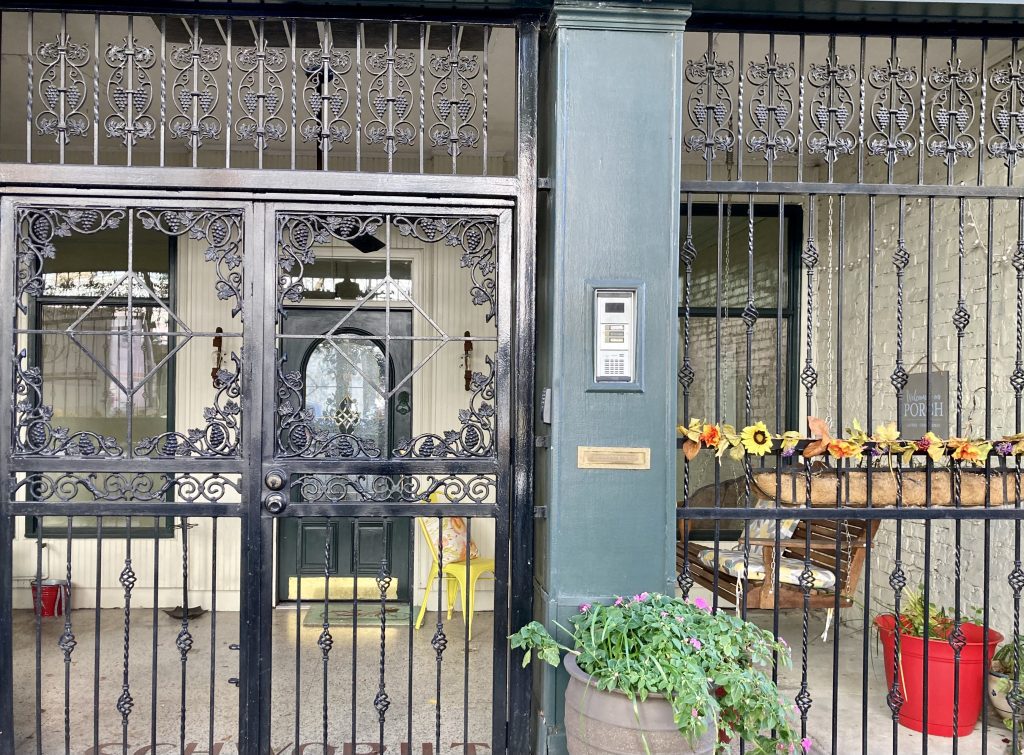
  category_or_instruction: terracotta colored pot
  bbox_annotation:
[563,654,716,755]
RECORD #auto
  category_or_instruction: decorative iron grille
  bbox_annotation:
[678,25,1024,755]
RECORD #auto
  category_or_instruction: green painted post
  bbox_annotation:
[532,3,690,752]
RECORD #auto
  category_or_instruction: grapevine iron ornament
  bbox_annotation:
[806,52,857,163]
[13,206,244,458]
[868,57,919,164]
[429,37,481,157]
[364,26,417,155]
[234,29,288,150]
[300,35,353,152]
[168,29,223,150]
[276,213,497,459]
[989,59,1024,171]
[104,33,157,147]
[684,48,736,163]
[926,58,980,165]
[35,26,90,145]
[745,53,797,161]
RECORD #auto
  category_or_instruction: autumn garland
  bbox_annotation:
[677,416,1012,467]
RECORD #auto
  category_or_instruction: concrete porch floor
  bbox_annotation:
[11,606,494,754]
[12,600,1019,754]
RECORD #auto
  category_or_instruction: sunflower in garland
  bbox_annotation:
[740,421,773,456]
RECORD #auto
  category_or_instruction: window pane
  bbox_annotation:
[677,318,791,528]
[683,207,794,310]
[306,339,388,447]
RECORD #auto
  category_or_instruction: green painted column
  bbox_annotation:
[532,2,690,751]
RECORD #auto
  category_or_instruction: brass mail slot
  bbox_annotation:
[577,446,651,470]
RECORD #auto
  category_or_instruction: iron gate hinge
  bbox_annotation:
[535,435,550,448]
[533,506,547,519]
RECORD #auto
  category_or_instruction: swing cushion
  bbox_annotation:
[696,547,837,590]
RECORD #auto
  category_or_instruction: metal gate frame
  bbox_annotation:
[0,19,537,747]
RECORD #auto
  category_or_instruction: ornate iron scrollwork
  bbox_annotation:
[16,207,126,314]
[364,30,417,155]
[867,57,919,164]
[290,473,495,503]
[13,472,239,502]
[300,40,353,151]
[14,347,124,457]
[806,53,857,163]
[35,28,90,145]
[393,355,495,459]
[926,58,979,165]
[429,39,480,156]
[168,32,223,150]
[684,49,736,163]
[392,215,496,322]
[235,31,288,150]
[104,34,157,146]
[745,53,797,161]
[988,60,1024,171]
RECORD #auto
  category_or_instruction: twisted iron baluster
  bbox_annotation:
[887,199,910,735]
[1009,202,1024,748]
[319,522,333,750]
[375,522,392,747]
[794,198,819,737]
[677,196,696,596]
[949,198,971,744]
[432,517,448,753]
[117,520,136,755]
[741,198,758,622]
[177,518,193,752]
[59,518,76,754]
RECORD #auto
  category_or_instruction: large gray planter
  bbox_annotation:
[564,654,717,755]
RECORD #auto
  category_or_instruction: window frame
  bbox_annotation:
[24,237,179,539]
[679,201,803,541]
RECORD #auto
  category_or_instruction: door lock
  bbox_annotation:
[264,492,287,515]
[264,469,287,491]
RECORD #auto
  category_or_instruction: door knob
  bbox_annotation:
[264,492,287,514]
[264,469,287,490]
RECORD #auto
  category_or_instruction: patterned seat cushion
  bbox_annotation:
[696,547,837,590]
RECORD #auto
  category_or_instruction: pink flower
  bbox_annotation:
[689,638,703,650]
[690,596,711,612]
[801,737,812,753]
[614,597,624,607]
[579,603,591,613]
[632,594,641,603]
[639,592,650,601]
[660,611,669,618]
[691,708,700,718]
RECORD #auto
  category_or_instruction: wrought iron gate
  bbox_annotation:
[0,195,528,754]
[676,20,1024,755]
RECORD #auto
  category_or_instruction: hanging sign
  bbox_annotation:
[899,371,949,440]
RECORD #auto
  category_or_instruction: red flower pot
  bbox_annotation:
[875,615,1002,737]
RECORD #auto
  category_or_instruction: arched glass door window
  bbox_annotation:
[304,339,388,448]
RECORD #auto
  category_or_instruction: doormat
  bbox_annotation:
[302,603,411,628]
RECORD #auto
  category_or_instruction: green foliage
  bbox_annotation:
[895,586,983,640]
[509,593,804,755]
[993,635,1024,676]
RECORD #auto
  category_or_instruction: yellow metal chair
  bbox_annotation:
[414,517,495,640]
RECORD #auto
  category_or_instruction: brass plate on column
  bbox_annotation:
[577,446,651,470]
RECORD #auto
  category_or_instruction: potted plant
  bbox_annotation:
[989,636,1023,723]
[874,587,1002,737]
[509,592,807,755]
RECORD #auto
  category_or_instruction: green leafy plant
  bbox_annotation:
[885,586,983,639]
[509,592,807,754]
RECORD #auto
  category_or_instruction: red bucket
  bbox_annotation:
[875,614,1001,737]
[30,579,68,618]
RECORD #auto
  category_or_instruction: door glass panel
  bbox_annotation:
[305,339,388,448]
